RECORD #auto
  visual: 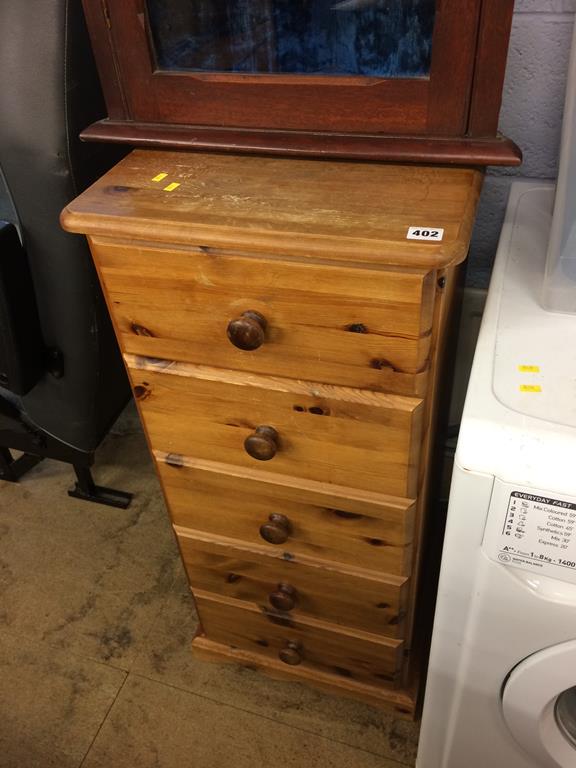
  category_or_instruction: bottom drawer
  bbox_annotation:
[195,591,403,689]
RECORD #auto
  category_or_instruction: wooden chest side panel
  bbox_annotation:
[156,455,415,576]
[129,363,424,498]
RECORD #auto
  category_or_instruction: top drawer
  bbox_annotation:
[92,241,434,396]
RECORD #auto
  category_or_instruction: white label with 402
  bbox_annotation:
[407,226,445,242]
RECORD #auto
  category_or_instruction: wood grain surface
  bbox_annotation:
[192,634,416,715]
[61,150,483,269]
[400,264,464,701]
[92,240,434,395]
[193,591,403,688]
[155,453,415,575]
[81,0,517,168]
[127,360,424,498]
[80,121,522,166]
[468,0,516,136]
[60,147,483,714]
[176,531,408,637]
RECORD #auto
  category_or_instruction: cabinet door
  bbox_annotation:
[84,0,485,137]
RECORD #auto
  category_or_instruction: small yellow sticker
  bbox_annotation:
[520,385,542,393]
[163,182,180,192]
[518,365,540,373]
[151,172,168,182]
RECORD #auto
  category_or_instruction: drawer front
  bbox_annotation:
[131,363,423,498]
[178,534,407,637]
[195,591,403,688]
[94,241,434,396]
[157,455,415,576]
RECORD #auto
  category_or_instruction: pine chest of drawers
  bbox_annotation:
[62,150,482,716]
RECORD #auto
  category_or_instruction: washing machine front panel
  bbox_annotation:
[418,180,576,768]
[502,640,576,768]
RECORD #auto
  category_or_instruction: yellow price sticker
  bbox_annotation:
[519,385,542,393]
[518,365,540,373]
[151,172,168,182]
[163,182,180,192]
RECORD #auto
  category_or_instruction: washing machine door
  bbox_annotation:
[502,640,576,767]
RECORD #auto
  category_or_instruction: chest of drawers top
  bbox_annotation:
[61,150,481,269]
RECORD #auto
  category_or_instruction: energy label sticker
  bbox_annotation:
[486,490,576,584]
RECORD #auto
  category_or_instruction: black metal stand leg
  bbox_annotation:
[0,447,43,482]
[68,465,132,509]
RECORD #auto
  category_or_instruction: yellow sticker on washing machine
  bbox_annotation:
[519,385,542,393]
[518,365,540,373]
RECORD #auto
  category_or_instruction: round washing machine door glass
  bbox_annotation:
[556,687,576,749]
[502,640,576,767]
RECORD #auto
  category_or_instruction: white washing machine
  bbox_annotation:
[416,179,576,768]
[417,15,576,764]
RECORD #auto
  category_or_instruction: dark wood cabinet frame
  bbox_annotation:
[81,0,521,166]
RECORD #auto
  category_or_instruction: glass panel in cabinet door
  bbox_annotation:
[146,0,436,78]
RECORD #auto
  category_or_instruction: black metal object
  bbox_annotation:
[0,222,45,395]
[0,447,42,482]
[0,0,132,507]
[68,465,133,509]
[0,382,132,507]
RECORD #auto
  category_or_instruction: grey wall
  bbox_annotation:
[468,0,576,286]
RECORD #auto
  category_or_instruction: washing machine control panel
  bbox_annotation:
[483,480,576,585]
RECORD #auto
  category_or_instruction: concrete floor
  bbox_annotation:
[0,406,419,768]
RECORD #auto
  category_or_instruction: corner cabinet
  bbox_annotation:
[81,0,521,166]
[61,150,483,715]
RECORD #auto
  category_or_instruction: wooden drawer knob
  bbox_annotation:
[279,640,303,666]
[259,513,292,545]
[269,583,298,612]
[227,310,267,351]
[244,425,278,461]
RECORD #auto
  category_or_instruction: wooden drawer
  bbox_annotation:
[194,591,403,689]
[178,533,408,637]
[94,241,434,396]
[130,361,424,498]
[157,455,415,576]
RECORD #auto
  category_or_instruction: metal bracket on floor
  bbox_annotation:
[0,447,43,482]
[68,465,133,509]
